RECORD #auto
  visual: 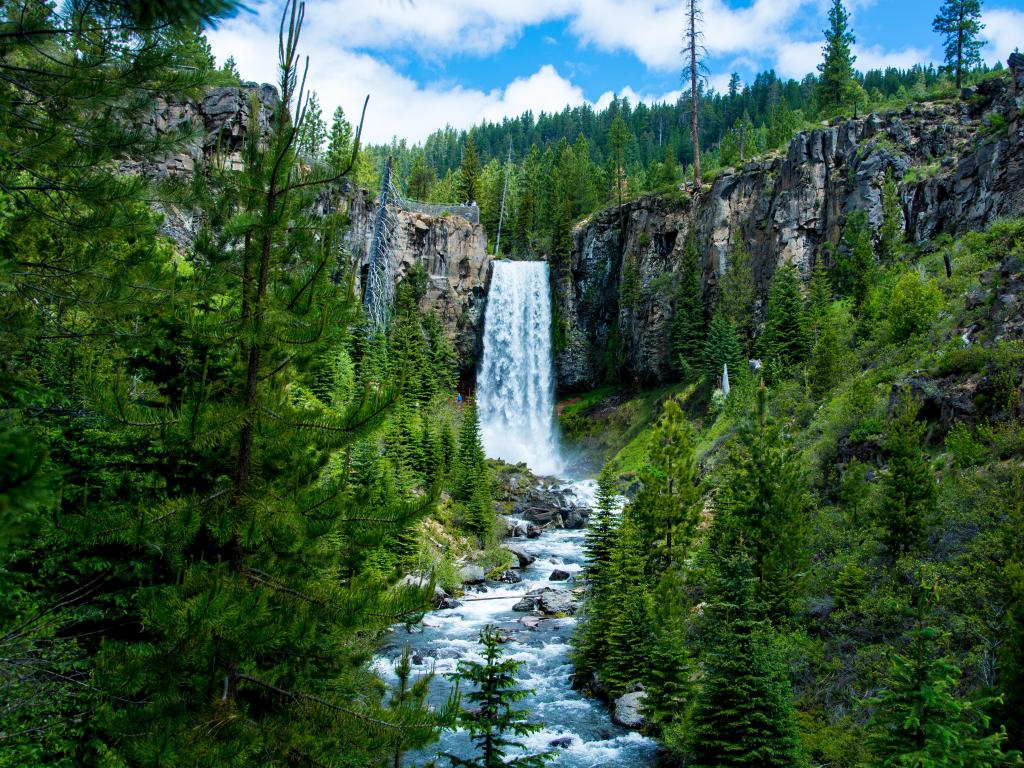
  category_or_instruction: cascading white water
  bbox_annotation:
[477,261,562,476]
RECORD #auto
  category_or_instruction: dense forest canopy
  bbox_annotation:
[2,0,1023,766]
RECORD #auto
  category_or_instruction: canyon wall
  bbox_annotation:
[552,53,1024,391]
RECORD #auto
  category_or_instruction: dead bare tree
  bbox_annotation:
[682,0,708,191]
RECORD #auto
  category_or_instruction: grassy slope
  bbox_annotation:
[559,217,1024,764]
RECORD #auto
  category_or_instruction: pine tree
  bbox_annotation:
[327,105,354,170]
[672,228,706,377]
[867,584,1021,767]
[836,210,877,309]
[877,394,937,556]
[818,0,858,116]
[879,169,905,262]
[636,398,701,564]
[712,387,811,618]
[297,90,327,159]
[810,308,845,398]
[584,464,621,590]
[688,553,807,768]
[408,153,436,200]
[601,512,654,694]
[18,4,443,762]
[388,643,450,768]
[1001,478,1024,752]
[683,0,706,188]
[934,0,986,90]
[758,262,809,373]
[643,570,693,736]
[458,135,482,204]
[453,401,488,503]
[609,115,632,208]
[719,240,756,354]
[703,311,745,386]
[447,626,553,768]
[807,258,834,343]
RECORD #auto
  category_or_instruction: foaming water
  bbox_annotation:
[477,261,562,476]
[377,480,661,767]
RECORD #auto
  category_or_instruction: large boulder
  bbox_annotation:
[458,565,486,585]
[538,590,577,615]
[613,690,647,729]
[549,569,571,582]
[507,546,536,569]
[512,596,536,612]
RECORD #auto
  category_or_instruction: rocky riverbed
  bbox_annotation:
[374,478,660,767]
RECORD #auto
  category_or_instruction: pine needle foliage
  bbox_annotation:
[672,228,706,377]
[446,625,553,768]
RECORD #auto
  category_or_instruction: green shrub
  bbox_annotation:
[887,271,943,341]
[945,422,986,468]
[850,417,883,443]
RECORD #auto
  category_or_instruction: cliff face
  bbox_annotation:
[137,82,492,378]
[553,54,1024,392]
[344,193,492,375]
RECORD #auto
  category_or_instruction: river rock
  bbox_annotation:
[525,525,541,539]
[613,691,647,729]
[458,565,486,585]
[512,596,536,612]
[437,597,462,610]
[496,569,522,584]
[507,546,536,568]
[549,569,571,581]
[549,736,574,749]
[538,590,577,615]
[520,615,543,629]
[399,573,450,607]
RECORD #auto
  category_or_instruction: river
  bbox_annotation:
[374,478,660,767]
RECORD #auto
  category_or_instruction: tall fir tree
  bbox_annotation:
[817,0,858,116]
[688,553,807,768]
[758,262,809,374]
[836,210,877,309]
[704,311,745,386]
[719,240,757,355]
[810,307,845,399]
[297,90,327,158]
[458,135,482,204]
[879,169,905,262]
[446,626,553,768]
[867,584,1021,767]
[453,400,488,504]
[933,0,986,90]
[636,398,702,564]
[672,228,707,377]
[877,394,937,557]
[712,387,811,618]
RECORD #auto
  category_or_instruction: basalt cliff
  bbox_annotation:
[552,53,1024,391]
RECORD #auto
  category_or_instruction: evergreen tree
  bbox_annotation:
[584,464,621,591]
[810,307,845,398]
[672,228,706,377]
[867,584,1021,767]
[327,105,354,170]
[712,387,811,618]
[818,0,858,116]
[879,169,905,262]
[836,210,877,309]
[704,311,745,386]
[683,0,706,187]
[688,554,807,768]
[1001,478,1024,751]
[408,153,436,199]
[388,643,450,768]
[877,395,937,556]
[297,90,327,158]
[609,115,632,208]
[601,512,654,694]
[636,398,702,564]
[453,401,488,504]
[458,135,482,204]
[758,262,809,373]
[719,240,756,354]
[643,570,693,737]
[934,0,986,90]
[807,257,834,343]
[446,626,553,768]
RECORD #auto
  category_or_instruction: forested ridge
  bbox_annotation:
[2,0,1023,766]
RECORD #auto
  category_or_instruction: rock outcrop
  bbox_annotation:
[553,53,1024,391]
[344,194,491,376]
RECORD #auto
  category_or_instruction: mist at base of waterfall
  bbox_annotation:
[477,261,563,476]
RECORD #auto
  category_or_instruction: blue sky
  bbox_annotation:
[206,0,1024,144]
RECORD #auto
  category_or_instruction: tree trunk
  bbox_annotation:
[689,0,701,190]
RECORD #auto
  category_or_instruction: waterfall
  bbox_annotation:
[477,261,562,476]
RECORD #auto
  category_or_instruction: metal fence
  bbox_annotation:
[395,197,480,225]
